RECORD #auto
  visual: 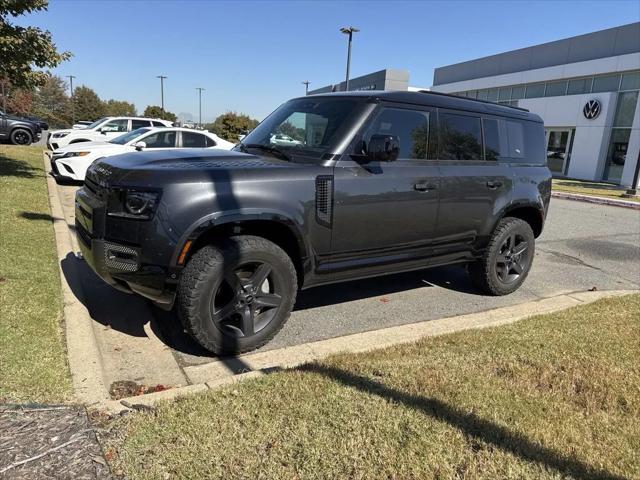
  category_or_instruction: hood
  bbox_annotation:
[87,149,297,185]
[6,114,38,125]
[55,141,122,153]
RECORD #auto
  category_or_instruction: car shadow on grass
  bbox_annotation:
[0,155,41,178]
[298,362,625,480]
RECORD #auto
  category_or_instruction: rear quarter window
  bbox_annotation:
[506,120,545,164]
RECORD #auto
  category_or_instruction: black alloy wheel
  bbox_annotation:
[11,129,32,146]
[494,232,530,284]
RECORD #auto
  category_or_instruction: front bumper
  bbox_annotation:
[75,186,177,309]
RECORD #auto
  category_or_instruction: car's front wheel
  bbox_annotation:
[469,217,535,295]
[177,235,298,354]
[10,128,33,146]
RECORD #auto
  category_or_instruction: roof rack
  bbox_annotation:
[417,90,530,112]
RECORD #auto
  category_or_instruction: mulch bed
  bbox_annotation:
[0,404,112,479]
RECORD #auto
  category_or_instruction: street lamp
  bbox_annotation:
[302,81,310,95]
[196,87,205,127]
[340,26,359,91]
[67,75,76,124]
[156,75,167,111]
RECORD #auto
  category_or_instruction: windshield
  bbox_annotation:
[85,117,108,130]
[110,128,152,145]
[236,97,360,161]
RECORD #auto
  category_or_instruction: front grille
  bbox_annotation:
[104,242,139,271]
[76,221,92,248]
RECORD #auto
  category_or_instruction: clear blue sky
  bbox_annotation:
[16,0,640,122]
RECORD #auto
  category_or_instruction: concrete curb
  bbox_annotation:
[44,153,111,406]
[552,191,640,210]
[94,288,637,414]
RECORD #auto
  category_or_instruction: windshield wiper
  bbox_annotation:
[240,143,292,162]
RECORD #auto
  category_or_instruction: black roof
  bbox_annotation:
[302,90,542,122]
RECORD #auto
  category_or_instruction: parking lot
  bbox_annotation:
[54,181,640,391]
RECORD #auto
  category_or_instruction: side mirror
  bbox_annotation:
[367,134,400,162]
[133,141,146,151]
[98,127,107,134]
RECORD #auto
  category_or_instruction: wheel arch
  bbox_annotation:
[175,214,310,287]
[501,203,545,237]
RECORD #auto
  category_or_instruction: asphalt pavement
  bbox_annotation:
[54,181,639,387]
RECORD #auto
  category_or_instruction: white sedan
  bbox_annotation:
[50,127,235,182]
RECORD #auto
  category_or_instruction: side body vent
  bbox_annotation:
[315,175,334,227]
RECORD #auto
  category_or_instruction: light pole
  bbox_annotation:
[340,26,359,91]
[302,81,310,95]
[67,75,76,124]
[196,87,205,127]
[156,75,167,111]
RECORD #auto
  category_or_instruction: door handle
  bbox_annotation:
[414,182,436,192]
[486,181,503,189]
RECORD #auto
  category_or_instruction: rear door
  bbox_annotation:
[331,104,440,263]
[434,110,513,253]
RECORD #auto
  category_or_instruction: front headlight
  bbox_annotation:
[63,151,90,158]
[107,189,161,220]
[53,132,69,138]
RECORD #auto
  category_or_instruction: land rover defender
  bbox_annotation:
[75,91,551,354]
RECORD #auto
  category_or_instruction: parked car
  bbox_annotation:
[75,91,551,354]
[47,116,173,150]
[0,110,43,145]
[72,120,94,129]
[51,127,234,182]
[270,133,302,146]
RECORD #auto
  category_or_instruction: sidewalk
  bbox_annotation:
[551,190,640,209]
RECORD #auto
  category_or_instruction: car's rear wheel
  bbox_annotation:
[10,129,33,146]
[177,235,297,354]
[469,217,535,295]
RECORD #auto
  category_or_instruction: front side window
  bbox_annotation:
[361,107,431,160]
[439,113,483,160]
[101,119,128,133]
[182,131,207,148]
[141,131,177,148]
[236,97,361,161]
[87,117,108,130]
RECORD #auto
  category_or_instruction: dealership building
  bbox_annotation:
[310,22,640,187]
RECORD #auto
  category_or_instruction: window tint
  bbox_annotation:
[141,131,177,148]
[592,74,621,93]
[621,71,640,91]
[567,78,591,95]
[132,119,151,130]
[511,86,525,100]
[205,136,216,147]
[152,121,166,127]
[439,113,482,160]
[505,121,525,158]
[101,119,128,133]
[545,81,567,97]
[525,83,545,99]
[498,87,511,101]
[363,108,431,159]
[483,118,502,160]
[182,132,207,148]
[505,120,545,164]
[486,89,499,102]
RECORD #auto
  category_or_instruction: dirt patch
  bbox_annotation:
[0,404,111,479]
[109,381,170,400]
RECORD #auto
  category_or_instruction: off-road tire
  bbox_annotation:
[469,217,535,296]
[10,128,33,146]
[177,235,297,354]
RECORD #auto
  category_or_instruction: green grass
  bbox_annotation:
[553,178,640,202]
[107,294,640,480]
[0,145,73,403]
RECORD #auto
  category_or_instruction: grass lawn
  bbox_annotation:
[553,178,640,202]
[0,145,73,403]
[107,294,640,480]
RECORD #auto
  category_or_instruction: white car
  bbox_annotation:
[50,127,234,182]
[47,116,173,150]
[270,133,302,146]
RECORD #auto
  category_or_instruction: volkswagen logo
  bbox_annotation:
[583,99,601,120]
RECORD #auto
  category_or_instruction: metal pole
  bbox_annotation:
[340,27,359,92]
[157,75,167,111]
[196,87,205,127]
[302,81,310,95]
[67,75,76,124]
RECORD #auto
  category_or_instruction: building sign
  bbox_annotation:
[583,99,601,120]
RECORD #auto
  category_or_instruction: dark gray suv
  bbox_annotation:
[75,91,551,354]
[0,110,43,145]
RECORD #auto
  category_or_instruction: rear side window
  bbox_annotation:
[363,107,431,160]
[152,121,166,127]
[142,131,177,148]
[182,132,207,148]
[132,119,152,130]
[205,136,217,147]
[483,118,502,160]
[504,120,545,164]
[439,113,483,160]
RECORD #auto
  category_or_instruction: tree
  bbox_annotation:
[0,1,71,89]
[73,85,105,121]
[104,99,136,116]
[206,112,259,143]
[5,87,33,116]
[143,105,177,122]
[30,74,71,127]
